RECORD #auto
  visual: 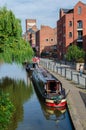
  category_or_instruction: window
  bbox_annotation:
[78,6,82,14]
[69,21,72,27]
[69,32,72,38]
[77,20,83,28]
[45,39,48,41]
[77,31,83,39]
[51,39,53,41]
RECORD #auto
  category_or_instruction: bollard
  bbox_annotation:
[52,63,54,71]
[61,67,62,75]
[77,74,79,84]
[85,78,86,89]
[56,66,58,73]
[71,71,73,80]
[64,68,66,78]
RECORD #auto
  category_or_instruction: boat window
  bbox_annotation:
[57,82,62,91]
[49,82,57,93]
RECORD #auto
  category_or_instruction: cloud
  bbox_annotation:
[0,0,86,33]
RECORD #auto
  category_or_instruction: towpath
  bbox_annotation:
[46,69,86,130]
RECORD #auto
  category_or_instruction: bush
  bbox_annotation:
[66,45,85,62]
[0,91,15,130]
[76,58,84,63]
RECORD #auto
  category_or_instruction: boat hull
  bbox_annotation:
[45,99,67,108]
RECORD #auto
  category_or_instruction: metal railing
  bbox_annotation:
[40,59,86,89]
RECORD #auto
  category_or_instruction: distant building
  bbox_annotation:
[57,1,86,60]
[36,25,57,57]
[26,19,37,31]
[25,19,38,49]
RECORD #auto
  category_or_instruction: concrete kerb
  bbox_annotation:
[44,68,86,130]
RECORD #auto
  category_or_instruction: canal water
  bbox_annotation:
[0,63,74,130]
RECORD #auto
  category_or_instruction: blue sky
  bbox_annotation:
[0,0,86,33]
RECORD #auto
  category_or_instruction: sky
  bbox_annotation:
[0,0,86,33]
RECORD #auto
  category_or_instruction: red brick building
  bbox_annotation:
[36,25,57,57]
[57,1,86,60]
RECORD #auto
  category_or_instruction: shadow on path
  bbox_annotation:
[79,91,86,107]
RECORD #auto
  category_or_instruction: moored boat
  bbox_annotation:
[25,57,40,73]
[32,78,66,121]
[32,66,67,108]
[26,62,38,72]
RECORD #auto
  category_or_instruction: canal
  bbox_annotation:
[0,63,74,130]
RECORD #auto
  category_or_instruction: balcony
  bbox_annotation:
[77,26,83,31]
[77,37,83,42]
[77,27,83,31]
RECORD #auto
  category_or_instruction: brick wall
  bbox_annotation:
[36,25,57,57]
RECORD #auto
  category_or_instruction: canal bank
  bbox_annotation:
[40,60,86,130]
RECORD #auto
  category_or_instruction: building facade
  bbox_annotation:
[25,19,38,49]
[26,19,37,31]
[57,1,86,60]
[36,25,57,58]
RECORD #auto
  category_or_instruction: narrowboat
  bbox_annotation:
[32,67,67,108]
[26,62,38,72]
[32,79,66,121]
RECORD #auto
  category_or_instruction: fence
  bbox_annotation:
[40,59,86,89]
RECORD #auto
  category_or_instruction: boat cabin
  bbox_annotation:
[44,80,62,94]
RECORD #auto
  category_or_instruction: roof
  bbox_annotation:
[61,8,73,13]
[27,28,35,34]
[33,67,58,83]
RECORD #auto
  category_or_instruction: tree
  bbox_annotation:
[66,45,85,62]
[0,7,34,63]
[0,39,34,63]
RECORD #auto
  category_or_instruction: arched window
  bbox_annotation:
[78,6,82,14]
[69,21,72,27]
[69,32,72,38]
[77,20,83,28]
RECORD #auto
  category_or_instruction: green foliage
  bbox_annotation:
[66,45,85,62]
[0,39,34,63]
[0,91,15,130]
[0,7,22,42]
[0,75,34,130]
[0,6,34,63]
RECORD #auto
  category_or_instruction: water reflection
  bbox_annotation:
[0,63,74,130]
[0,63,33,130]
[42,105,66,121]
[0,77,33,130]
[0,63,27,84]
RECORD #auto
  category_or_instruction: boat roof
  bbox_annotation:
[34,67,59,83]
